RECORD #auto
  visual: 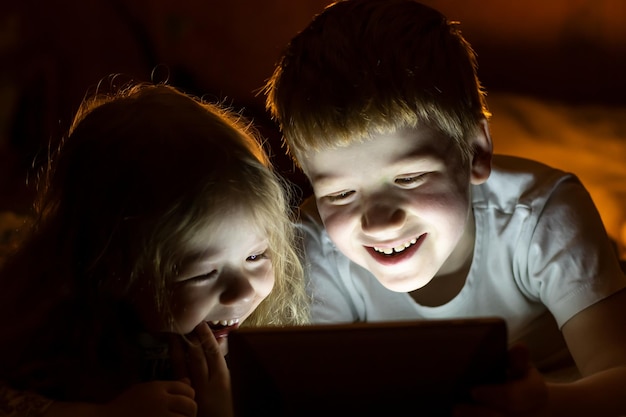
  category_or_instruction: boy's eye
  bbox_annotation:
[394,174,426,187]
[325,190,356,204]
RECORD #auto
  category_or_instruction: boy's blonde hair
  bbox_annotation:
[265,0,490,165]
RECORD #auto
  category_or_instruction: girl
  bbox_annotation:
[0,83,309,416]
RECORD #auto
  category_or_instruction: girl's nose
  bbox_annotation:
[361,203,406,235]
[219,271,256,305]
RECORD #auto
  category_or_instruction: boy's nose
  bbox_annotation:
[219,271,255,305]
[361,203,406,235]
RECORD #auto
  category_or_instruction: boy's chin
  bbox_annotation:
[350,257,436,293]
[373,272,434,293]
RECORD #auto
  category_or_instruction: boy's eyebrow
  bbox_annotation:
[394,147,443,166]
[309,173,340,190]
[311,148,443,189]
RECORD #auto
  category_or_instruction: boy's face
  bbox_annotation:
[301,124,491,292]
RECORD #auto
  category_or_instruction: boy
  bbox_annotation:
[264,0,626,415]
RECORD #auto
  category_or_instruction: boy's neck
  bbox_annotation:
[408,251,472,306]
[408,209,476,307]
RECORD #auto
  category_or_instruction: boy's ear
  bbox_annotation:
[469,118,493,185]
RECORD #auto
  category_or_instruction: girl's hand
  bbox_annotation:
[101,380,197,417]
[453,344,550,417]
[170,322,234,417]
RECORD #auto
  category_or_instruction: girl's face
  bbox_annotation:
[139,208,275,352]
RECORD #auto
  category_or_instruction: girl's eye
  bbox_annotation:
[175,269,219,285]
[247,251,269,262]
[189,270,217,283]
[325,190,356,204]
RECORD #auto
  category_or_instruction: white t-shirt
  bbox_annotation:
[298,155,626,377]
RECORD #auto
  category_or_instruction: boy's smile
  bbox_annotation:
[301,124,492,293]
[367,233,426,265]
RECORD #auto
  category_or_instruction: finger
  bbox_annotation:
[163,381,197,417]
[195,323,223,361]
[166,393,198,417]
[185,324,234,417]
[186,330,210,387]
[165,380,196,399]
[195,322,231,384]
[168,333,189,381]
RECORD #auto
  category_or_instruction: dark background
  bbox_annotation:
[1,0,625,213]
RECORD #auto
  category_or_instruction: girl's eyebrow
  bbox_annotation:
[179,237,270,261]
[176,251,214,274]
[176,244,222,268]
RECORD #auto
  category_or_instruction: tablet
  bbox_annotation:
[228,317,507,417]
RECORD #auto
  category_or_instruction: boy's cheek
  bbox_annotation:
[324,219,359,259]
[317,205,354,234]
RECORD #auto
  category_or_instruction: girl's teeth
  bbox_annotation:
[374,238,418,254]
[210,319,239,327]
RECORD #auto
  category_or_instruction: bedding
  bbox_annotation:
[487,92,626,259]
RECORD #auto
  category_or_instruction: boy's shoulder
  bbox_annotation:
[490,154,573,184]
[491,154,565,174]
[474,154,581,211]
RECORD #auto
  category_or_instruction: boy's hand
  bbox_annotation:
[454,344,550,417]
[170,322,234,417]
[101,380,197,417]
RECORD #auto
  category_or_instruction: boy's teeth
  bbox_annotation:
[374,238,418,254]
